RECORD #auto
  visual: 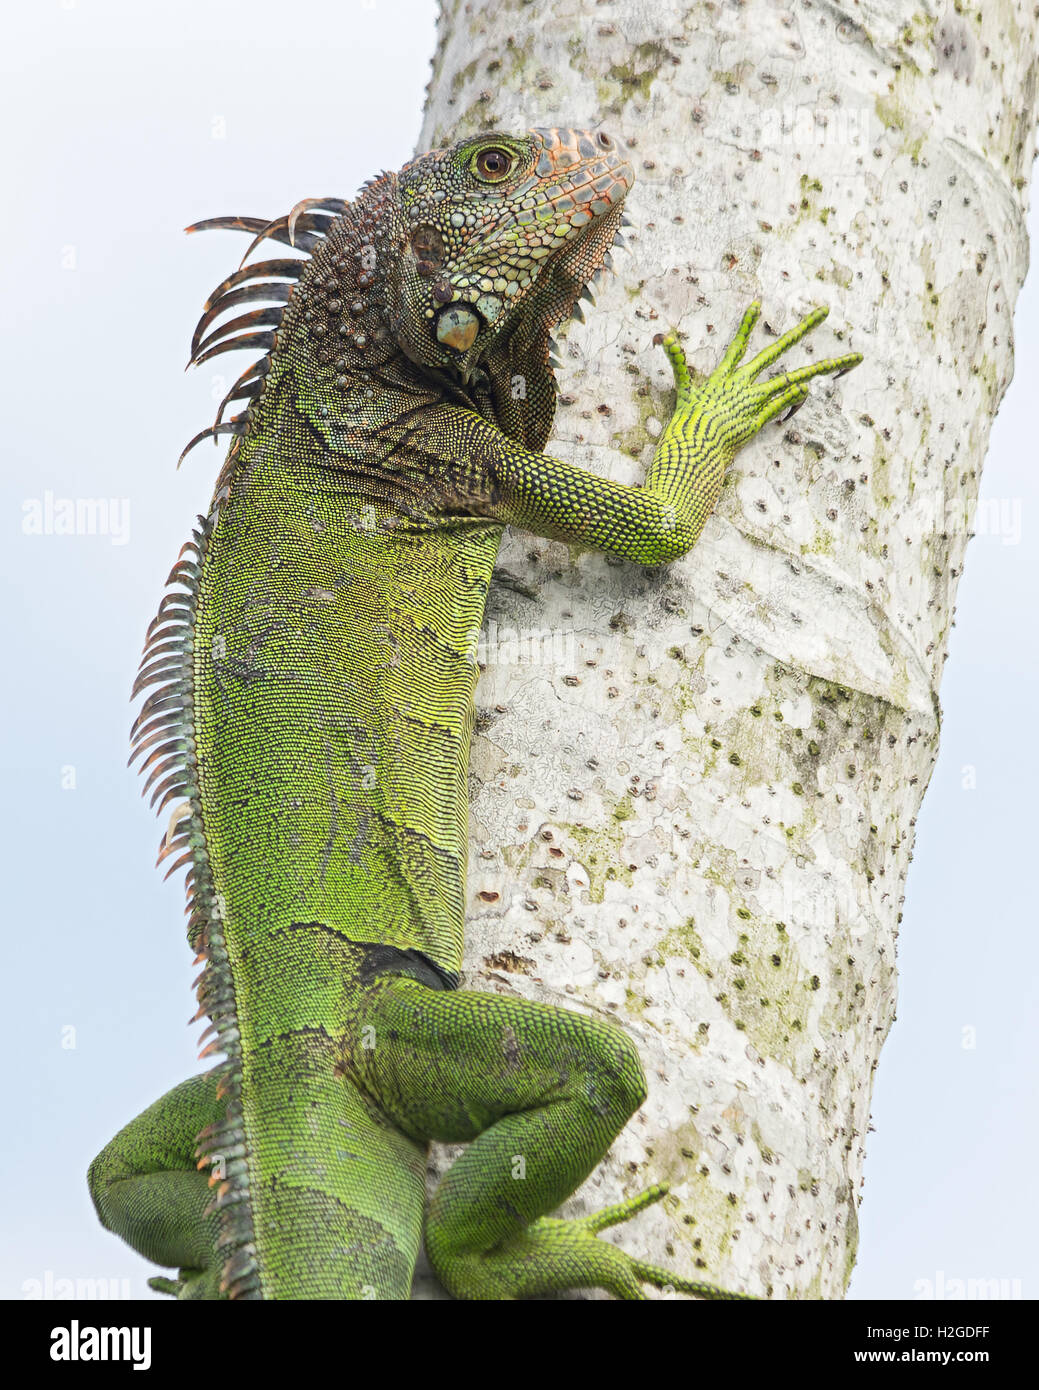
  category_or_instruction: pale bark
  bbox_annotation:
[413,0,1038,1298]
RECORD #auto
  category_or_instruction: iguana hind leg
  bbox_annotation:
[87,1071,226,1300]
[349,976,752,1300]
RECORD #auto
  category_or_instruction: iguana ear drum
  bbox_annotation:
[435,304,480,351]
[410,225,445,278]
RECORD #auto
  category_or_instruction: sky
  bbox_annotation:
[1,1,1035,1301]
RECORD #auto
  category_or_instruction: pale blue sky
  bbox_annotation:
[1,1,1034,1300]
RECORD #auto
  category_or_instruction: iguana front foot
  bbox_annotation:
[652,302,863,474]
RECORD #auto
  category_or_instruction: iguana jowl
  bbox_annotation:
[88,127,861,1300]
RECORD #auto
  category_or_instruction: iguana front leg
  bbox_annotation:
[438,303,860,560]
[349,977,752,1300]
[88,1072,227,1300]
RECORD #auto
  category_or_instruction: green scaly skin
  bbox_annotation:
[87,127,861,1300]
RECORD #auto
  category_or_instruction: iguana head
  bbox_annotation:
[385,127,634,380]
[181,128,633,464]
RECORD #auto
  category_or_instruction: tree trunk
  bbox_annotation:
[412,0,1039,1298]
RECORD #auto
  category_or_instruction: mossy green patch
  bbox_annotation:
[598,41,672,110]
[565,820,635,903]
[662,898,821,1066]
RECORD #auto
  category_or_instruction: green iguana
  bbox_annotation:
[88,126,861,1300]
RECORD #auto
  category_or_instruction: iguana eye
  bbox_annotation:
[473,147,513,182]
